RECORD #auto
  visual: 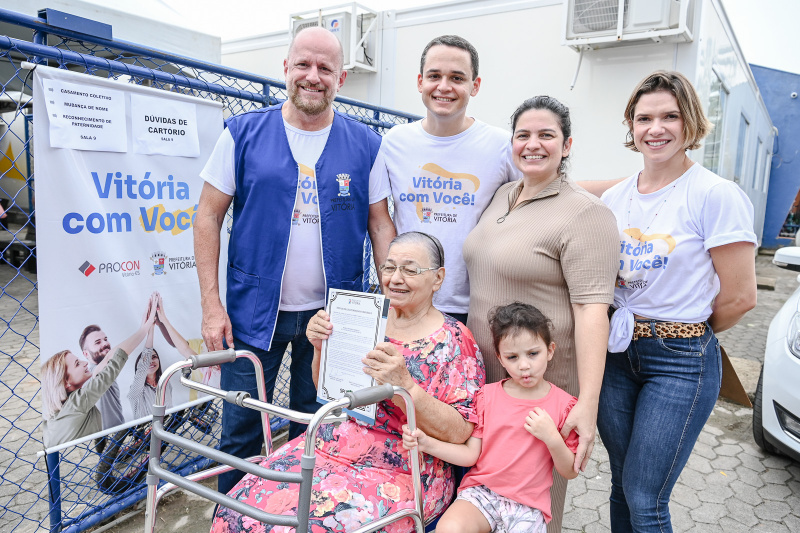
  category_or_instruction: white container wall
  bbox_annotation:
[221,0,774,242]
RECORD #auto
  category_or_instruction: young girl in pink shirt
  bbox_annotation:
[403,302,579,532]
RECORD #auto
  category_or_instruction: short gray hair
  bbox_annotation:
[388,231,445,268]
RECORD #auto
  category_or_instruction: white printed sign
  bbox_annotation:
[42,78,127,152]
[33,65,226,449]
[131,94,200,157]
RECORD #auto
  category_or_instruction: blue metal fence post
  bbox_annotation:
[24,115,34,218]
[372,109,380,134]
[262,81,280,107]
[262,82,270,108]
[32,10,47,66]
[46,452,62,533]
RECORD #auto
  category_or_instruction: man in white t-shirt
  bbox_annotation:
[194,27,395,495]
[374,35,521,324]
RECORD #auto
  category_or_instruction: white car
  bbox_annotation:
[753,247,800,461]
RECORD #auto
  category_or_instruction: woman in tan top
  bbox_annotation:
[463,96,618,531]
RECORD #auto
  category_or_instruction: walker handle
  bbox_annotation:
[189,349,237,369]
[345,384,395,408]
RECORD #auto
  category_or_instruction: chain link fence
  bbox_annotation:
[0,7,418,532]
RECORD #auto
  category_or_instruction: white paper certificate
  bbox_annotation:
[317,289,390,424]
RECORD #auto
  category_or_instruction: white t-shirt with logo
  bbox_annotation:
[200,125,390,311]
[601,163,757,350]
[374,119,521,314]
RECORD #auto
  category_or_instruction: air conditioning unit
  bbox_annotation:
[291,4,378,73]
[563,0,694,51]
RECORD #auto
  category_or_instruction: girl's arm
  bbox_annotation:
[96,293,157,374]
[402,425,482,467]
[155,295,197,358]
[127,327,155,406]
[708,242,757,333]
[525,408,578,480]
[70,350,128,416]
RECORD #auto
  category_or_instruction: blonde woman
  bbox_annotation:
[41,295,156,448]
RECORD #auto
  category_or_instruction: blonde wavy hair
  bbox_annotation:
[41,350,71,421]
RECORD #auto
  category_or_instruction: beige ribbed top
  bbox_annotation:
[463,176,618,393]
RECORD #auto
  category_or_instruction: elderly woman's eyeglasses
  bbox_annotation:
[379,264,438,277]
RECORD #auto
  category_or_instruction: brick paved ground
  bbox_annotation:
[3,254,799,532]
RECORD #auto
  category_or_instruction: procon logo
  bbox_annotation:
[78,259,141,278]
[79,261,96,277]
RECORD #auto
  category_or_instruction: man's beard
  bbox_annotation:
[288,83,333,116]
[88,345,110,364]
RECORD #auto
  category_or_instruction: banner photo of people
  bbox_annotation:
[32,65,226,449]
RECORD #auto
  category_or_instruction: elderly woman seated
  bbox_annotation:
[211,231,486,532]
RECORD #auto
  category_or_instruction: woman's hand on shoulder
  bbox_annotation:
[306,310,333,352]
[141,292,158,331]
[363,342,415,390]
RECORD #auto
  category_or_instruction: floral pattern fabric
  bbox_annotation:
[210,315,485,533]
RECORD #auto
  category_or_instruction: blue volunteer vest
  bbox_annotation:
[225,104,382,350]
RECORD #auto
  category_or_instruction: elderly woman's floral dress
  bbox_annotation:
[211,315,485,533]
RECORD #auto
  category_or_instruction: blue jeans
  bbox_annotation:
[596,322,721,533]
[218,309,321,495]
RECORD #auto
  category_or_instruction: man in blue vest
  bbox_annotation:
[194,26,396,495]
